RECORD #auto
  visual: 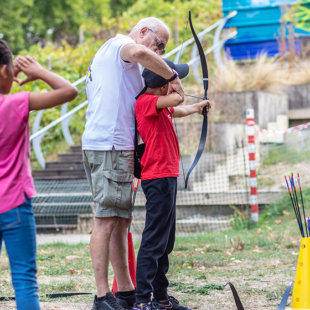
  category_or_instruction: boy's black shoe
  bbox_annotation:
[153,296,191,310]
[133,301,160,310]
[91,292,124,310]
[115,288,136,309]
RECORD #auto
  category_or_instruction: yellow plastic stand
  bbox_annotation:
[291,238,310,309]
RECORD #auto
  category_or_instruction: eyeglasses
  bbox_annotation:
[148,28,165,55]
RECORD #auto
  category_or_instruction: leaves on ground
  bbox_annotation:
[0,204,305,309]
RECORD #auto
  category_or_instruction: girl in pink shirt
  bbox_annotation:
[0,40,78,310]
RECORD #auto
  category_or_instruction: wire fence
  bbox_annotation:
[258,130,310,191]
[32,127,310,236]
[132,144,251,235]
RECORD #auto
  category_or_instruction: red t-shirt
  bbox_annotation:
[135,93,180,181]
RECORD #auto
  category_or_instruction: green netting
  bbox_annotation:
[32,128,310,235]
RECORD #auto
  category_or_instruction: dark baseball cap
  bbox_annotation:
[136,59,189,99]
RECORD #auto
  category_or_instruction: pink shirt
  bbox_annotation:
[0,92,36,214]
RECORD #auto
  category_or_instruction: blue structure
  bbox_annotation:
[223,0,310,59]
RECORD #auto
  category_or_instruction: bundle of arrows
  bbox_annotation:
[284,171,308,238]
[223,171,309,310]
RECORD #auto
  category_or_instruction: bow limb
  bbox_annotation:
[188,11,209,101]
[184,11,209,189]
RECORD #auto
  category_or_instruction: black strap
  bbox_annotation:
[224,282,245,310]
[135,85,147,100]
[135,119,138,151]
[277,282,294,310]
[129,188,138,233]
[225,281,293,310]
[134,83,147,150]
[166,70,178,82]
[0,296,15,301]
[0,292,92,301]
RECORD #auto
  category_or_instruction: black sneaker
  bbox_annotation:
[133,301,160,310]
[92,292,124,310]
[153,296,191,310]
[115,289,136,309]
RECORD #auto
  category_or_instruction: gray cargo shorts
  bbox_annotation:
[83,148,134,219]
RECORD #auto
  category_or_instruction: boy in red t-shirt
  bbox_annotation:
[134,59,211,310]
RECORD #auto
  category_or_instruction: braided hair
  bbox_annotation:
[0,40,12,66]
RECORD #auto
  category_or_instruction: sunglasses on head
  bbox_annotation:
[148,28,165,55]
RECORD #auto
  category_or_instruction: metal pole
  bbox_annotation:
[246,109,258,223]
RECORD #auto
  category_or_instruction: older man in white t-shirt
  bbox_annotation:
[82,17,184,310]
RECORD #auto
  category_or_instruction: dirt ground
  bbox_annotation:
[0,208,303,310]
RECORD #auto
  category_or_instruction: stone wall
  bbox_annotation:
[211,90,288,128]
[175,90,288,151]
[284,83,310,110]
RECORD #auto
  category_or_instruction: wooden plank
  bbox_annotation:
[134,190,285,207]
[288,108,310,119]
[36,224,77,228]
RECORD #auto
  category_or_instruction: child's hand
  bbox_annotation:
[12,60,22,85]
[15,56,45,86]
[197,100,211,115]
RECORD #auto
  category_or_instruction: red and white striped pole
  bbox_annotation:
[246,109,258,222]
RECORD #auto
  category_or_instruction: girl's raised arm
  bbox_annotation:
[16,56,78,111]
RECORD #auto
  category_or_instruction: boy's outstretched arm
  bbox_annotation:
[16,56,78,111]
[156,93,184,109]
[173,100,211,118]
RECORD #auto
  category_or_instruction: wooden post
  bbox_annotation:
[46,59,51,70]
[79,27,84,45]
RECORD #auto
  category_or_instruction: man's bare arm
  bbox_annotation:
[121,44,172,78]
[121,43,184,99]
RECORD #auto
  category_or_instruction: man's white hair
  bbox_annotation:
[131,17,170,35]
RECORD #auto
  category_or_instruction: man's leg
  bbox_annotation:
[84,149,135,309]
[109,217,135,292]
[90,216,119,297]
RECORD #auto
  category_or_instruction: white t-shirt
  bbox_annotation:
[82,34,144,151]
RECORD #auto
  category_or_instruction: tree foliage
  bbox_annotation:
[122,0,222,54]
[6,0,221,166]
[0,0,111,53]
[0,0,32,52]
[110,0,136,17]
[1,0,221,53]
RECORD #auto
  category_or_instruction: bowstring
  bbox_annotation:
[173,17,189,187]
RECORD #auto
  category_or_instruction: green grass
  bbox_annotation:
[0,203,306,309]
[168,282,222,296]
[257,176,275,188]
[261,142,310,166]
[267,187,310,217]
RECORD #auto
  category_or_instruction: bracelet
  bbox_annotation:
[167,69,179,82]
